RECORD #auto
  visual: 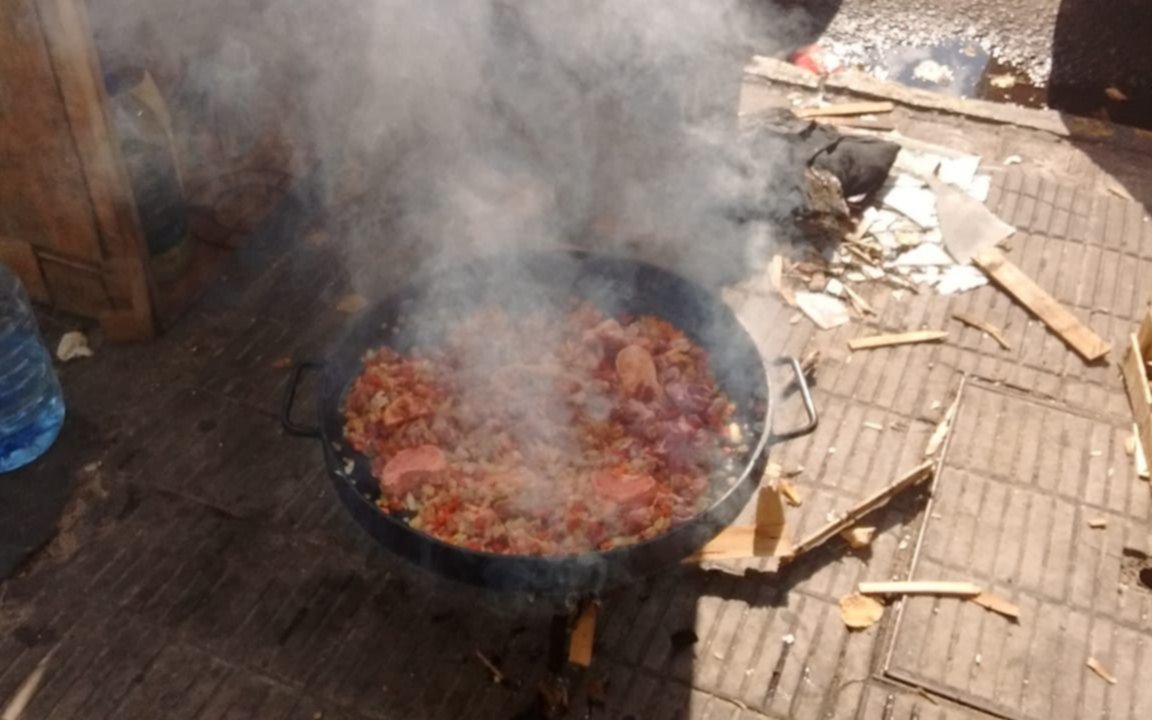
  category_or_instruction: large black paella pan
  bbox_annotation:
[282,251,816,594]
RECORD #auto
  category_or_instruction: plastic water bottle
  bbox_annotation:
[0,264,65,472]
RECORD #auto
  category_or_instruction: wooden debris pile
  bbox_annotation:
[1122,306,1152,481]
[757,136,1114,366]
[768,141,1010,331]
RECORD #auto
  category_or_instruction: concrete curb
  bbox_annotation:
[744,56,1152,155]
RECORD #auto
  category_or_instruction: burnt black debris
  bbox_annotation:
[729,110,899,250]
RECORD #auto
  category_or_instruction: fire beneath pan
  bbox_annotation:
[283,251,816,595]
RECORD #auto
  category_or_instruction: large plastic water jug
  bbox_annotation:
[0,263,65,472]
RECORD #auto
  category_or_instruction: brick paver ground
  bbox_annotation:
[2,77,1152,720]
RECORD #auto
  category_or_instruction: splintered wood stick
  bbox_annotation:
[843,243,880,266]
[970,592,1021,620]
[817,116,897,131]
[952,312,1011,350]
[783,462,935,560]
[475,650,505,684]
[794,101,896,119]
[848,330,948,351]
[1,648,55,720]
[858,581,982,597]
[844,285,876,316]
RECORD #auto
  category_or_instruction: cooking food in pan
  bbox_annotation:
[343,302,746,555]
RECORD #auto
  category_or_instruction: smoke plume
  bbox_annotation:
[91,0,806,289]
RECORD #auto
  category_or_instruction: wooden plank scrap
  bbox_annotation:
[972,248,1110,361]
[795,101,895,119]
[849,330,948,351]
[769,254,785,294]
[1087,657,1118,685]
[1138,305,1152,358]
[1121,330,1152,480]
[753,486,790,557]
[37,0,149,263]
[970,592,1021,620]
[568,602,598,667]
[1122,334,1152,421]
[783,462,934,561]
[686,526,759,562]
[1135,426,1150,480]
[685,487,791,562]
[768,254,797,307]
[816,116,897,132]
[952,312,1011,350]
[858,581,982,597]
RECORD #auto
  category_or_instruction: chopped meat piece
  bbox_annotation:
[594,471,658,507]
[615,344,662,399]
[379,445,446,494]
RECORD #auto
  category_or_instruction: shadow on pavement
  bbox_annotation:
[1050,0,1152,221]
[1049,0,1152,131]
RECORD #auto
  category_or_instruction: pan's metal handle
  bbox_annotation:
[281,362,324,438]
[770,356,818,442]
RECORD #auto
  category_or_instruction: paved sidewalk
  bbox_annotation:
[2,75,1152,720]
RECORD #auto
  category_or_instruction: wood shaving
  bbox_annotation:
[839,593,884,630]
[970,592,1021,620]
[56,331,93,362]
[952,313,1011,350]
[1105,87,1129,102]
[778,479,803,507]
[475,651,506,685]
[840,526,876,549]
[1087,657,1118,684]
